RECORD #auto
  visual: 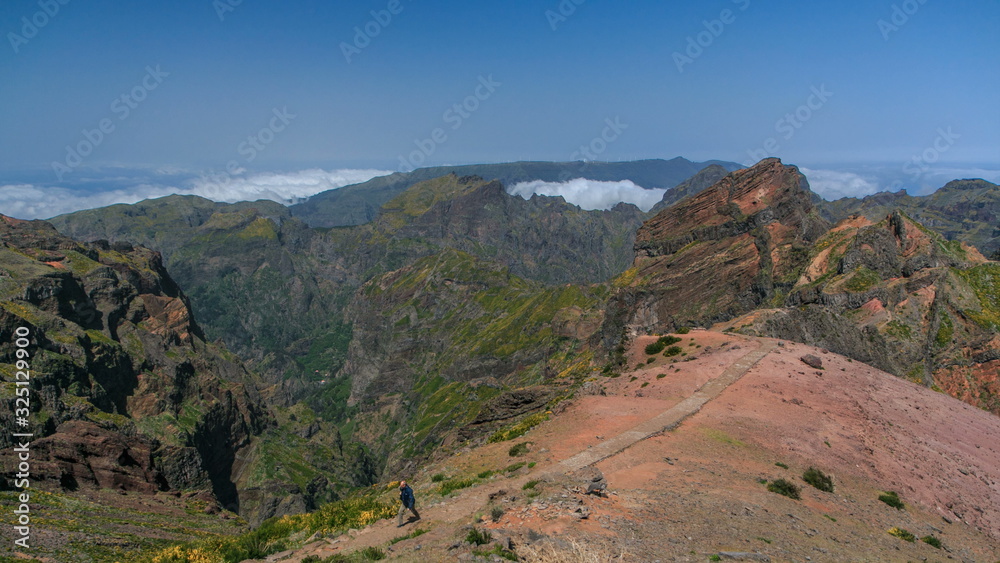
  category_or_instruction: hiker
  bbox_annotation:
[397,480,420,527]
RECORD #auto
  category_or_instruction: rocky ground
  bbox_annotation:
[250,331,1000,562]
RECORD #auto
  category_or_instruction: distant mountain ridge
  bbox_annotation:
[288,158,742,228]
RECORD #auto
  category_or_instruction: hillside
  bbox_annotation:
[818,178,1000,258]
[162,331,1000,562]
[288,158,741,228]
[0,216,376,560]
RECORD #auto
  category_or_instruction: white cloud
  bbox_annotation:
[799,168,881,200]
[186,168,391,204]
[507,178,665,212]
[0,169,391,220]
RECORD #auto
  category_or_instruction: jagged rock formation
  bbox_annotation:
[649,163,732,213]
[615,158,828,333]
[607,160,1000,414]
[819,178,1000,257]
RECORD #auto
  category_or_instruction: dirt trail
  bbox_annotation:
[554,337,776,472]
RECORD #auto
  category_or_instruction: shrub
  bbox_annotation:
[477,469,495,479]
[645,341,666,355]
[656,373,667,379]
[888,527,915,542]
[645,357,655,364]
[802,467,834,492]
[358,546,387,560]
[490,506,505,523]
[522,479,541,490]
[508,442,530,457]
[767,478,801,500]
[389,528,427,545]
[920,535,942,549]
[676,327,691,334]
[663,346,683,357]
[774,462,788,469]
[473,544,518,561]
[466,527,492,546]
[504,462,526,473]
[431,473,447,483]
[878,491,905,510]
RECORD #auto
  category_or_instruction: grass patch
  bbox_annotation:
[802,467,834,492]
[878,491,905,510]
[508,442,530,457]
[522,480,541,491]
[656,373,667,379]
[774,462,788,469]
[477,469,495,479]
[844,266,881,293]
[676,327,691,334]
[766,479,801,500]
[438,477,477,496]
[431,473,447,483]
[504,462,526,473]
[920,535,942,549]
[888,527,915,542]
[389,528,428,545]
[488,412,549,443]
[823,514,837,522]
[473,544,518,561]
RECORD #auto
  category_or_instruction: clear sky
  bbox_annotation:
[1,0,998,217]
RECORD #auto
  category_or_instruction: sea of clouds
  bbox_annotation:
[507,178,666,212]
[0,168,391,220]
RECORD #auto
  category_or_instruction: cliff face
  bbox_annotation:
[621,158,827,332]
[0,216,365,526]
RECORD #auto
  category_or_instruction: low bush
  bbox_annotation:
[488,413,549,443]
[663,346,683,357]
[878,491,905,510]
[522,479,541,490]
[766,478,801,500]
[490,506,505,523]
[802,467,834,492]
[477,469,495,479]
[466,527,492,546]
[645,341,666,355]
[888,527,915,542]
[431,473,447,483]
[920,535,942,549]
[676,327,691,334]
[438,477,477,496]
[508,442,530,457]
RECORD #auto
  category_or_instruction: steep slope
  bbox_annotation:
[289,158,741,228]
[0,216,374,535]
[337,248,607,475]
[649,163,732,213]
[209,331,1000,563]
[819,178,1000,257]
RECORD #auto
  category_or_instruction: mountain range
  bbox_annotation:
[2,157,999,561]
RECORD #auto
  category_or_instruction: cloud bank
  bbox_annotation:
[799,168,881,200]
[507,178,666,212]
[0,168,391,220]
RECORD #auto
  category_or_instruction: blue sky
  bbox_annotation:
[1,0,998,218]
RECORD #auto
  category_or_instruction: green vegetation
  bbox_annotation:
[823,514,837,522]
[431,473,447,483]
[935,315,954,347]
[438,477,478,496]
[504,462,526,473]
[477,469,495,479]
[888,527,916,542]
[878,491,905,510]
[709,555,722,562]
[488,412,549,443]
[766,479,801,500]
[957,263,1000,329]
[389,528,427,545]
[473,544,518,561]
[522,479,541,490]
[645,341,667,355]
[466,527,493,546]
[676,327,691,334]
[883,320,913,340]
[774,462,789,469]
[490,506,506,522]
[663,346,683,357]
[920,535,942,549]
[656,372,668,379]
[844,266,881,293]
[802,467,834,492]
[508,442,531,457]
[144,495,395,563]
